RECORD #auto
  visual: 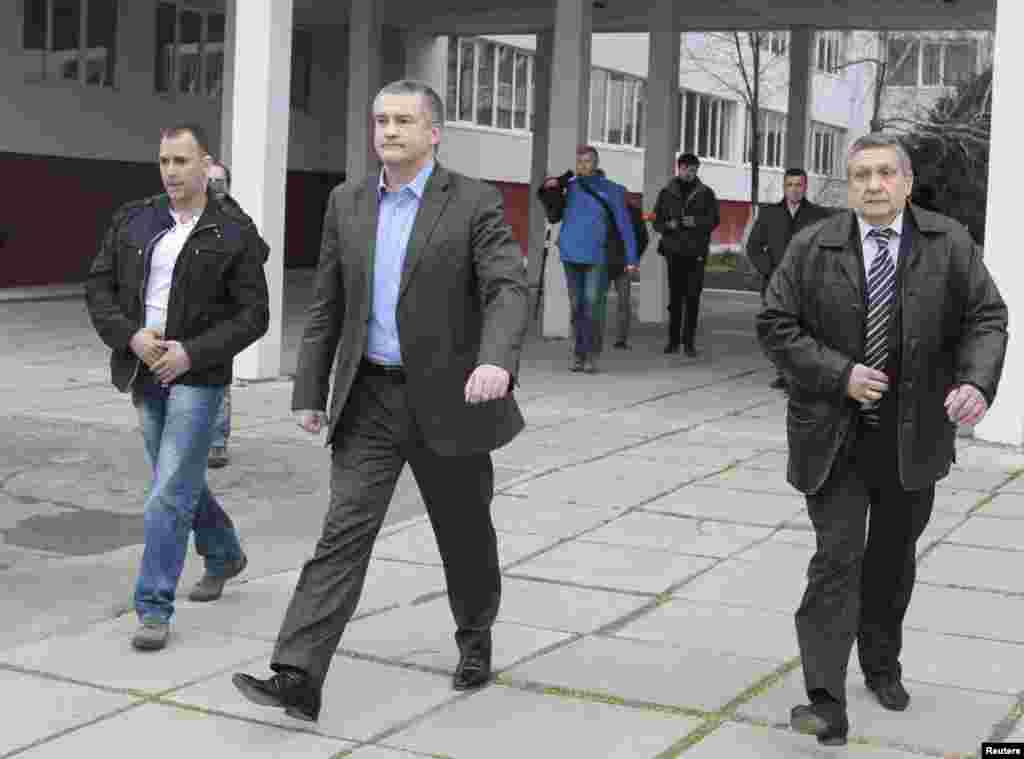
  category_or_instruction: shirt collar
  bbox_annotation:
[858,210,904,245]
[378,160,435,201]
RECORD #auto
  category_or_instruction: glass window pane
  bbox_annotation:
[683,92,697,154]
[23,0,47,49]
[589,70,607,142]
[606,73,624,144]
[50,0,81,82]
[205,12,224,97]
[446,37,459,122]
[708,101,719,157]
[459,39,474,121]
[85,0,117,87]
[887,38,918,85]
[635,81,645,147]
[476,41,495,125]
[922,42,941,86]
[944,41,974,86]
[155,2,175,92]
[496,46,513,129]
[178,9,202,94]
[513,52,528,129]
[697,97,710,157]
[622,79,635,145]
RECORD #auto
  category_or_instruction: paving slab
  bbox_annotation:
[372,523,553,567]
[918,543,1024,594]
[509,540,716,594]
[976,492,1024,519]
[686,719,952,758]
[383,684,700,759]
[740,450,790,471]
[932,487,993,514]
[937,468,1015,493]
[697,466,801,495]
[503,455,705,509]
[339,598,571,673]
[497,577,650,634]
[0,669,139,755]
[578,511,773,558]
[738,665,1013,756]
[0,615,269,694]
[507,634,780,713]
[883,627,1024,694]
[672,557,807,613]
[953,444,1024,473]
[617,437,756,470]
[14,702,354,758]
[647,485,805,526]
[612,598,799,661]
[345,748,423,759]
[904,584,1024,643]
[945,514,1024,551]
[168,657,457,743]
[489,496,621,538]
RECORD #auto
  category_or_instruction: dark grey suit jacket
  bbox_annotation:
[292,164,530,456]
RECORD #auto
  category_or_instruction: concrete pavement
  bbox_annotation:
[1,272,1023,759]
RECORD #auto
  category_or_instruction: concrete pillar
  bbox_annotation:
[228,0,293,380]
[346,0,381,183]
[219,0,236,166]
[786,26,813,171]
[638,0,681,326]
[526,30,553,328]
[541,0,592,338]
[974,0,1023,447]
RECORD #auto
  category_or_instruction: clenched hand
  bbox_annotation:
[465,364,511,404]
[129,328,165,368]
[847,363,889,404]
[151,340,191,385]
[945,384,988,426]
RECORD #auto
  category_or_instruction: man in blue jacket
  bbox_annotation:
[540,145,638,373]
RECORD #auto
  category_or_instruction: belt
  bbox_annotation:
[358,357,406,381]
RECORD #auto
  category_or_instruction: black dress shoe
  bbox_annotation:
[769,376,787,390]
[663,342,681,354]
[233,668,321,722]
[683,345,698,358]
[790,702,849,746]
[867,678,910,711]
[453,648,492,691]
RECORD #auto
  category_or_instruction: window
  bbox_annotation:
[588,67,645,148]
[758,31,788,57]
[681,90,733,162]
[446,36,534,132]
[745,109,785,168]
[886,36,980,88]
[815,31,843,73]
[154,3,225,99]
[23,0,118,87]
[809,123,844,177]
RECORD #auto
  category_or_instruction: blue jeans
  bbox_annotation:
[133,375,243,623]
[210,384,231,448]
[562,262,609,357]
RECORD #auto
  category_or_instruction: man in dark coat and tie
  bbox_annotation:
[758,134,1007,746]
[746,168,833,389]
[233,80,530,722]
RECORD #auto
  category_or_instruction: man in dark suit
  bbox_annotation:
[232,80,529,722]
[758,134,1007,746]
[746,168,833,389]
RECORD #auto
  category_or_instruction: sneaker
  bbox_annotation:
[188,553,248,602]
[569,355,585,372]
[663,342,681,354]
[583,357,599,374]
[208,445,229,468]
[132,620,170,651]
[613,340,629,350]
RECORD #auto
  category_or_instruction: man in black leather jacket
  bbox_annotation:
[86,123,269,652]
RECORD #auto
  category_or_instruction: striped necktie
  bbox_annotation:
[862,227,896,426]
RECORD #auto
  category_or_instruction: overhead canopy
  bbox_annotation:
[293,0,996,33]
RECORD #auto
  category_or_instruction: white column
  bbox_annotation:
[346,0,381,184]
[786,26,813,171]
[541,0,592,338]
[974,0,1023,447]
[526,30,553,328]
[218,0,236,166]
[229,0,293,380]
[638,0,680,325]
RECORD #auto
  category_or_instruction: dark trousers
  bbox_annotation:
[796,420,934,705]
[666,254,706,349]
[271,366,501,687]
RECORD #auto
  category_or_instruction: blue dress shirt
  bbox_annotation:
[366,160,435,366]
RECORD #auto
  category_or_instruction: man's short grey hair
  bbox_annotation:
[375,79,445,128]
[847,133,914,177]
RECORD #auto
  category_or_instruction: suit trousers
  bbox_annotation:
[271,368,501,687]
[796,419,934,705]
[665,253,706,349]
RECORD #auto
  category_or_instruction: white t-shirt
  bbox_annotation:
[144,209,200,331]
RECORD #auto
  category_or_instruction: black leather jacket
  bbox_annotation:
[86,191,270,392]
